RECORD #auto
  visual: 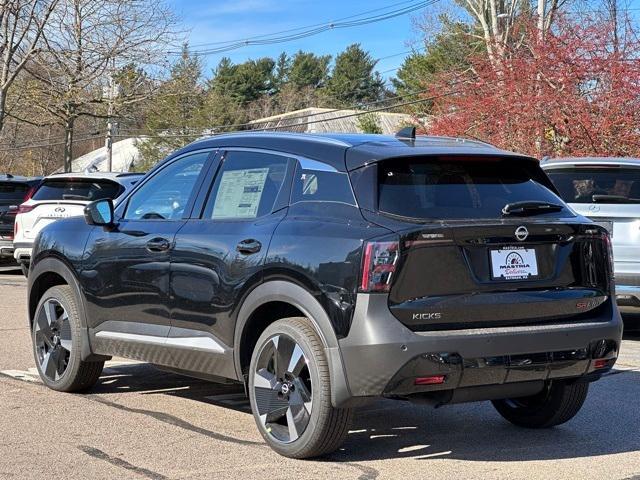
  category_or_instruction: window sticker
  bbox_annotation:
[212,168,269,219]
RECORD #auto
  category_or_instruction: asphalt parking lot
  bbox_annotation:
[0,267,639,480]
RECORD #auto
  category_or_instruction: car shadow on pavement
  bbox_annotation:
[330,371,640,463]
[90,362,640,463]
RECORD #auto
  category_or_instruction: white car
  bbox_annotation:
[13,172,143,275]
[542,157,640,317]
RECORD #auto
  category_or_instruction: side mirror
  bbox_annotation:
[84,199,115,228]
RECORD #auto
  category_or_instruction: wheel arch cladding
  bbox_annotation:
[29,257,100,361]
[234,280,354,408]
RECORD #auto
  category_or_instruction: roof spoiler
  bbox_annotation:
[395,127,416,140]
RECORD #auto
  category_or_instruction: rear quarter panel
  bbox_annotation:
[264,202,391,338]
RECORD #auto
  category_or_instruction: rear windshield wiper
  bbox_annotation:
[592,194,639,204]
[502,200,564,216]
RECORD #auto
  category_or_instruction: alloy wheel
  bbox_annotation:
[34,298,72,381]
[253,334,313,443]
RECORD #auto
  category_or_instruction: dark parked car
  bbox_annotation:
[27,132,622,458]
[0,174,41,263]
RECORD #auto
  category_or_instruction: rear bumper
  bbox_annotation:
[13,242,32,263]
[0,238,14,257]
[613,270,640,310]
[337,294,623,402]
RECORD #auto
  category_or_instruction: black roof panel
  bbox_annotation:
[169,132,533,172]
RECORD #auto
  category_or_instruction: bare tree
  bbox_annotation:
[0,0,58,135]
[27,0,178,171]
[458,0,568,65]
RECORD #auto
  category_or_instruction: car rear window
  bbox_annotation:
[0,182,30,200]
[545,166,640,204]
[32,179,123,201]
[377,156,568,220]
[291,164,356,206]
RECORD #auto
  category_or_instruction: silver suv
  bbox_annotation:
[543,157,640,314]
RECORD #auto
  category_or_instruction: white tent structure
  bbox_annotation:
[69,138,142,173]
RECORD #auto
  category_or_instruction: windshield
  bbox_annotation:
[377,156,569,220]
[32,179,123,202]
[545,166,640,204]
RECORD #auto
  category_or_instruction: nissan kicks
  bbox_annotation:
[27,131,622,459]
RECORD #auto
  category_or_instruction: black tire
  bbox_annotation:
[248,317,353,459]
[32,285,104,392]
[20,263,28,277]
[492,381,589,428]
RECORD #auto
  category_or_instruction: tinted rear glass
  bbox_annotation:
[291,164,356,206]
[32,179,123,201]
[378,156,568,220]
[546,166,640,204]
[0,182,29,200]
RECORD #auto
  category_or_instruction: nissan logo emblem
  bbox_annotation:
[515,226,529,241]
[54,207,65,213]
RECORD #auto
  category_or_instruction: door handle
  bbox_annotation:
[236,239,261,255]
[146,237,171,252]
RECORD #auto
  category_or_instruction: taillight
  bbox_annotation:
[23,186,36,202]
[17,204,35,214]
[602,232,614,278]
[359,239,399,292]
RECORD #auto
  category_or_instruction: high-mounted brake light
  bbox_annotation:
[360,240,399,292]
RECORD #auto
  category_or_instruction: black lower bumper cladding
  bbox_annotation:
[383,339,618,403]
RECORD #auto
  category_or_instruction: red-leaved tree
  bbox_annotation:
[422,17,640,158]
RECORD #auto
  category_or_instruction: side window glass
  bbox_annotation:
[124,152,209,220]
[203,151,289,220]
[291,162,356,205]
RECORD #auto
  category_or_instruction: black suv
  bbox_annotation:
[0,174,40,264]
[27,132,622,458]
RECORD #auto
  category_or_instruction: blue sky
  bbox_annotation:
[168,0,427,81]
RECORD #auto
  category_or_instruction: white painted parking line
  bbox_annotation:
[0,359,145,384]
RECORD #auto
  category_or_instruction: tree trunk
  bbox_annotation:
[537,0,546,40]
[63,116,75,172]
[0,90,6,135]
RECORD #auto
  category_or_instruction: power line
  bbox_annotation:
[186,0,423,49]
[118,83,434,138]
[118,46,427,136]
[0,75,469,153]
[178,0,440,56]
[0,134,103,153]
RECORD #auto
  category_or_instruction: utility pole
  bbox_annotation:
[105,58,117,172]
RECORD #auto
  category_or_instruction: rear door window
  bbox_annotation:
[546,166,640,204]
[32,179,123,201]
[377,156,568,220]
[203,151,290,220]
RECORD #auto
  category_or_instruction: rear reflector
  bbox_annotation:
[414,375,446,385]
[593,359,611,369]
[359,240,399,292]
